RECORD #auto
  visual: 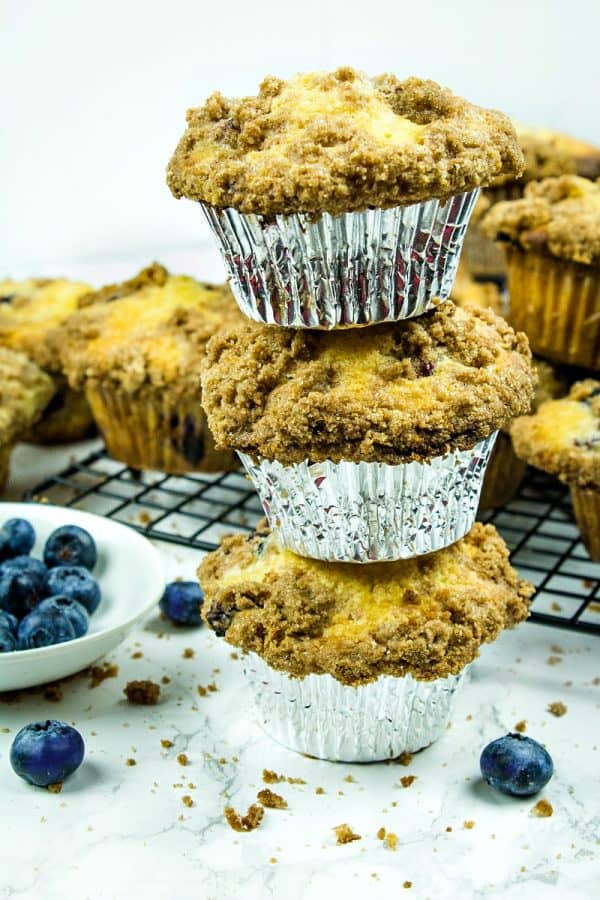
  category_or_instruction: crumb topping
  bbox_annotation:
[531,799,553,818]
[333,823,362,844]
[167,68,523,217]
[257,789,288,809]
[202,302,534,465]
[494,125,600,188]
[482,175,600,267]
[511,380,600,489]
[0,347,55,444]
[224,803,264,832]
[547,701,567,717]
[199,523,532,685]
[123,680,161,705]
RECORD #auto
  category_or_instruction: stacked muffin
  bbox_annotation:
[167,68,535,761]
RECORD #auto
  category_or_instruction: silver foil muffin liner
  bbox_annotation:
[243,653,469,762]
[200,190,479,328]
[238,433,497,563]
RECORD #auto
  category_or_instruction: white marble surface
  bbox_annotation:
[1,444,600,900]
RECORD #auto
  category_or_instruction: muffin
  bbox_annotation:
[482,176,600,369]
[463,125,600,280]
[0,347,56,490]
[511,379,600,559]
[167,68,523,328]
[199,523,532,761]
[451,259,505,316]
[0,277,95,443]
[201,301,535,561]
[49,263,242,474]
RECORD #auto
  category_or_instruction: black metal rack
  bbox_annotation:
[25,449,600,636]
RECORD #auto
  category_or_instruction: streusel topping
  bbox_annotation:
[0,347,55,444]
[167,68,523,216]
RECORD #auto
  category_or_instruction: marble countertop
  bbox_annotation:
[1,443,598,900]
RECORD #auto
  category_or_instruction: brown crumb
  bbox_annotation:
[161,739,174,749]
[230,652,239,660]
[269,857,277,864]
[89,662,119,688]
[385,832,398,850]
[125,758,137,767]
[207,681,218,692]
[287,776,306,785]
[257,788,288,809]
[377,827,386,840]
[446,826,452,832]
[547,701,567,717]
[463,820,475,829]
[343,774,355,783]
[400,775,417,789]
[131,651,143,659]
[197,686,207,697]
[182,648,195,659]
[182,795,194,808]
[551,602,563,612]
[550,644,564,654]
[224,804,265,832]
[395,752,413,767]
[466,714,473,721]
[139,512,151,524]
[124,680,161,705]
[547,656,562,666]
[333,824,361,845]
[262,769,283,784]
[514,720,527,733]
[47,782,63,794]
[43,685,63,703]
[403,881,413,889]
[218,757,227,765]
[315,787,325,795]
[531,799,553,818]
[177,753,189,766]
[161,675,171,685]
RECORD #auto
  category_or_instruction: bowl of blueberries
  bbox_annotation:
[0,503,164,691]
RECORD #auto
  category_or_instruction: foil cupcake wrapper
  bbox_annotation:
[238,434,497,563]
[478,431,527,513]
[570,488,600,562]
[200,190,479,329]
[243,653,469,762]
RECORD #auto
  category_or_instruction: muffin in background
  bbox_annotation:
[199,523,532,761]
[512,380,600,560]
[49,263,242,475]
[451,259,505,316]
[482,176,600,370]
[0,347,55,490]
[0,277,95,443]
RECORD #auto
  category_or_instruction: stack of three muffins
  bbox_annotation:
[167,68,536,761]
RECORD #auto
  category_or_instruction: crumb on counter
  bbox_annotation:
[161,739,174,749]
[124,680,161,705]
[125,758,137,766]
[43,685,63,703]
[547,656,562,666]
[131,651,143,659]
[47,782,63,794]
[343,774,356,783]
[182,795,194,808]
[161,675,171,685]
[400,775,417,789]
[333,823,361,845]
[395,752,413,767]
[262,768,305,785]
[257,789,288,809]
[531,799,553,818]
[403,881,412,889]
[547,701,567,717]
[182,648,195,659]
[177,753,189,766]
[89,662,119,688]
[385,832,398,850]
[224,804,264,832]
[315,787,325,795]
[514,720,527,733]
[463,820,475,829]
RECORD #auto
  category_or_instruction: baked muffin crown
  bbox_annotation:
[201,301,535,465]
[167,68,523,217]
[0,346,55,444]
[492,125,600,188]
[49,265,242,397]
[511,379,600,490]
[0,277,91,371]
[199,523,532,685]
[482,175,600,267]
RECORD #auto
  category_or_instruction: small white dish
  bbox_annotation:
[0,502,165,691]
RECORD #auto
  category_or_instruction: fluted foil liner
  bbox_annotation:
[243,653,468,762]
[200,190,479,328]
[238,434,497,563]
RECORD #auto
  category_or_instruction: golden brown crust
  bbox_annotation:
[482,176,600,268]
[0,347,56,444]
[167,68,523,216]
[201,302,535,465]
[199,524,532,686]
[511,379,600,490]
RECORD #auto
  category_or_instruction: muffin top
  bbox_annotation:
[0,278,91,372]
[493,125,600,188]
[0,347,55,445]
[199,523,532,685]
[511,380,600,490]
[482,175,600,267]
[201,302,535,465]
[167,68,523,217]
[50,264,241,397]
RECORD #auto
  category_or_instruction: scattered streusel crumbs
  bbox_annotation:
[315,787,325,795]
[547,701,567,717]
[197,686,207,697]
[395,752,413,766]
[139,512,151,525]
[550,644,564,654]
[269,857,277,864]
[161,739,174,749]
[257,789,288,809]
[400,775,417,789]
[262,769,284,783]
[377,827,386,840]
[177,753,189,766]
[385,833,398,850]
[333,824,361,845]
[43,685,63,703]
[182,648,195,659]
[89,662,119,688]
[161,676,171,685]
[124,680,161,705]
[531,799,553,818]
[224,804,264,832]
[551,602,562,612]
[182,795,194,808]
[287,776,306,785]
[47,782,63,794]
[515,720,527,733]
[343,774,355,783]
[446,826,452,832]
[230,652,239,660]
[463,820,475,829]
[403,881,412,889]
[131,651,143,659]
[126,758,137,767]
[547,656,562,666]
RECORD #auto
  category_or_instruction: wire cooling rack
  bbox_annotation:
[25,448,600,636]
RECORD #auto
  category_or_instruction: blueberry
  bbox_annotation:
[17,602,78,649]
[36,596,89,638]
[0,518,35,558]
[0,627,17,652]
[44,525,97,571]
[159,581,204,626]
[10,720,85,787]
[44,566,101,615]
[480,733,553,797]
[0,569,46,618]
[0,555,47,581]
[0,609,18,633]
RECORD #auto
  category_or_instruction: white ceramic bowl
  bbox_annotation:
[0,502,165,690]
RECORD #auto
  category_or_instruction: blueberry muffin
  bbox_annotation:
[49,263,242,474]
[482,175,600,369]
[0,278,94,443]
[199,523,532,759]
[0,347,55,490]
[511,379,600,559]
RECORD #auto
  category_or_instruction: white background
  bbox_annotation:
[2,0,599,272]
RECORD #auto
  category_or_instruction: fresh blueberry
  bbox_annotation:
[159,581,204,626]
[44,566,101,615]
[480,733,553,797]
[0,530,10,562]
[36,596,89,638]
[10,720,85,787]
[0,609,18,633]
[0,518,35,558]
[44,525,97,571]
[0,627,17,652]
[17,602,77,649]
[0,555,47,581]
[0,569,46,618]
